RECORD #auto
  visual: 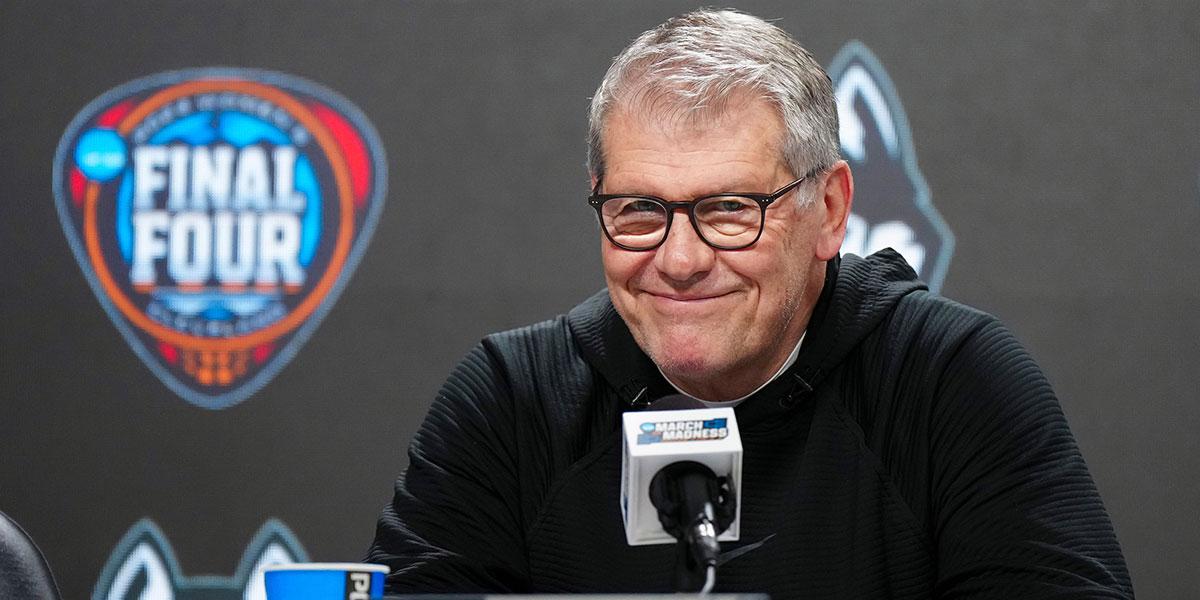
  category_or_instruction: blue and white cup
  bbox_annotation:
[263,563,389,600]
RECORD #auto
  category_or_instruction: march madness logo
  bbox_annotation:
[93,518,307,600]
[637,418,729,444]
[829,42,954,292]
[53,69,386,409]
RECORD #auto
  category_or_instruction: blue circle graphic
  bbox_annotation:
[74,128,127,182]
[640,423,656,432]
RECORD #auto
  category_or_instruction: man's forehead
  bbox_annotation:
[612,85,778,141]
[600,96,790,193]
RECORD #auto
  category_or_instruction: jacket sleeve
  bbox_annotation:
[366,342,530,592]
[929,317,1133,598]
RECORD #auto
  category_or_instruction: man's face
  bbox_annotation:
[597,98,849,400]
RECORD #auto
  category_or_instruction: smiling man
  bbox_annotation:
[368,9,1132,598]
[594,94,845,402]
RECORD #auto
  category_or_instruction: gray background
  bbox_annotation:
[1,1,1197,598]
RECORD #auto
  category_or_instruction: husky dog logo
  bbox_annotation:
[93,518,308,600]
[828,42,954,291]
[53,69,386,409]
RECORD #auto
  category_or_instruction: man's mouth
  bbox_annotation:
[653,292,725,301]
[644,290,735,308]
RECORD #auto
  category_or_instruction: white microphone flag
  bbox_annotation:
[620,407,743,546]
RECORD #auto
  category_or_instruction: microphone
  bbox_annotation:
[621,395,743,592]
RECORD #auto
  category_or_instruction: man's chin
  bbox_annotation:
[649,347,725,381]
[628,324,736,378]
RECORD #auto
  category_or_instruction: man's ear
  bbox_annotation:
[815,160,853,261]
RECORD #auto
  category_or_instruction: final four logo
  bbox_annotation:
[53,69,386,409]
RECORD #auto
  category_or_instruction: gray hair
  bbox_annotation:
[586,9,839,195]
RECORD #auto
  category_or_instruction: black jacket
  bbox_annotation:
[368,250,1133,598]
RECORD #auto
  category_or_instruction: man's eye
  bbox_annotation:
[715,200,749,212]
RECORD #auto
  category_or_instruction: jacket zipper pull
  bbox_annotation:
[780,372,815,408]
[627,386,651,408]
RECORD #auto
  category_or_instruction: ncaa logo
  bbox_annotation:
[53,69,386,409]
[829,42,954,291]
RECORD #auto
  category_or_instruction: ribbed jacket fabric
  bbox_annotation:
[368,250,1133,599]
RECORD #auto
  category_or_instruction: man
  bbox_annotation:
[368,9,1132,598]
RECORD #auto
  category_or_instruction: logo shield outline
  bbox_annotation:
[53,68,387,409]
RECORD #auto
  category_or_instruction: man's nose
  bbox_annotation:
[653,210,716,283]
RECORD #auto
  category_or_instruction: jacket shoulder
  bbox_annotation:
[481,315,591,402]
[843,289,1009,436]
[891,289,996,339]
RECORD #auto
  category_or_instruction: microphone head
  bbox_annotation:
[647,393,706,411]
[648,460,721,539]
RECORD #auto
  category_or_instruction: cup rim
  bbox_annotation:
[263,563,390,574]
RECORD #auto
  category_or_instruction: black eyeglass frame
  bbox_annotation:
[587,164,826,251]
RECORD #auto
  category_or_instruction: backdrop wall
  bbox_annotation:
[1,2,1197,598]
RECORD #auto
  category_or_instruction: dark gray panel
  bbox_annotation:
[1,2,1196,598]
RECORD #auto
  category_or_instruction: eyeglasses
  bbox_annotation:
[588,165,825,251]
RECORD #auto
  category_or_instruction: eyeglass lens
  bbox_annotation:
[600,195,762,249]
